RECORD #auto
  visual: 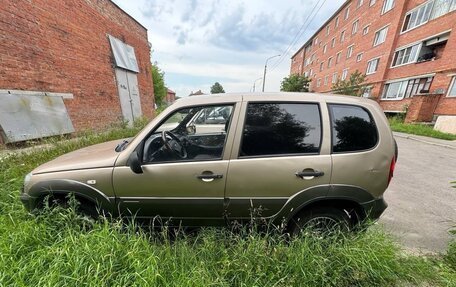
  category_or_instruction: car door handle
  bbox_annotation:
[196,173,223,182]
[295,170,325,179]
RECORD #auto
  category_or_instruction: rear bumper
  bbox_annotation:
[360,197,388,220]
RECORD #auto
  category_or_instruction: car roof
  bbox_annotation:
[174,92,375,106]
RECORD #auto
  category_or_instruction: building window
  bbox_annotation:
[431,0,456,19]
[335,16,340,28]
[370,0,377,6]
[328,57,333,67]
[356,53,363,62]
[392,43,421,66]
[347,45,354,58]
[358,0,364,7]
[323,44,327,54]
[309,69,313,76]
[373,26,388,46]
[448,76,456,97]
[382,0,395,13]
[317,78,322,87]
[402,1,434,32]
[324,75,329,86]
[342,69,349,80]
[326,25,330,35]
[362,25,370,35]
[362,86,373,97]
[336,52,342,64]
[382,76,433,100]
[340,30,346,42]
[352,20,359,34]
[366,58,380,74]
[332,72,338,84]
[331,37,336,48]
[344,6,350,19]
[319,62,324,72]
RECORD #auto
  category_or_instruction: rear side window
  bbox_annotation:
[329,104,378,153]
[240,103,321,157]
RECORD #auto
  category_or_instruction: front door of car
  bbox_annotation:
[113,104,237,225]
[224,102,332,220]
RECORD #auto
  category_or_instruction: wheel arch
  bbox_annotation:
[27,179,115,214]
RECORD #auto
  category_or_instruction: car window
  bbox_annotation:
[143,104,234,163]
[240,103,321,157]
[328,104,378,153]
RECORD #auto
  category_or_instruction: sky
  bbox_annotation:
[112,0,345,98]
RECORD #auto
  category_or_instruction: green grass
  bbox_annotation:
[389,117,456,141]
[0,123,455,286]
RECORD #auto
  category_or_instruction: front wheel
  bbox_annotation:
[290,207,352,237]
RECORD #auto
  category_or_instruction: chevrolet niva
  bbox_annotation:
[21,92,397,233]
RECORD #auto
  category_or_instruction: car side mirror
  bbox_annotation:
[186,124,196,135]
[128,150,143,174]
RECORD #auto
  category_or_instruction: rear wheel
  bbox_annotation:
[290,207,352,236]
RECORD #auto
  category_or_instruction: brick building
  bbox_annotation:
[290,0,456,131]
[0,0,154,144]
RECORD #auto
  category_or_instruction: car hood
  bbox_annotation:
[32,139,123,174]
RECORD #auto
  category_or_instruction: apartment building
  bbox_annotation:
[290,0,456,130]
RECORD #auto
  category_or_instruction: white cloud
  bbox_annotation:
[112,0,345,98]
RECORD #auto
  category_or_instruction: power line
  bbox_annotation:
[270,0,328,72]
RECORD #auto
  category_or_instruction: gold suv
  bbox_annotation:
[21,93,397,233]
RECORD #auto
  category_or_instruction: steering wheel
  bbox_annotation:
[161,131,187,159]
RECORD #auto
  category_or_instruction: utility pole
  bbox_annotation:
[262,54,280,92]
[252,77,262,92]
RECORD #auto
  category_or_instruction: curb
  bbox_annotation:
[393,132,456,150]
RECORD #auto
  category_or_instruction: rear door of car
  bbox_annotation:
[224,97,332,220]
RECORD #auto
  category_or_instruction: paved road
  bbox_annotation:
[380,135,456,253]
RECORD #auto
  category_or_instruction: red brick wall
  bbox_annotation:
[0,0,154,132]
[404,94,442,122]
[290,0,408,95]
[290,0,456,120]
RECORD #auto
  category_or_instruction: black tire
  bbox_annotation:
[42,194,100,219]
[290,207,352,236]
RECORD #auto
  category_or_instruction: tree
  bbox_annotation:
[210,82,225,94]
[331,70,367,97]
[280,74,311,92]
[152,63,166,106]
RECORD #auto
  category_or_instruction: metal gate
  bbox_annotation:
[108,35,142,127]
[115,68,142,126]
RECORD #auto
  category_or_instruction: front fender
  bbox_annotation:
[25,179,115,214]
